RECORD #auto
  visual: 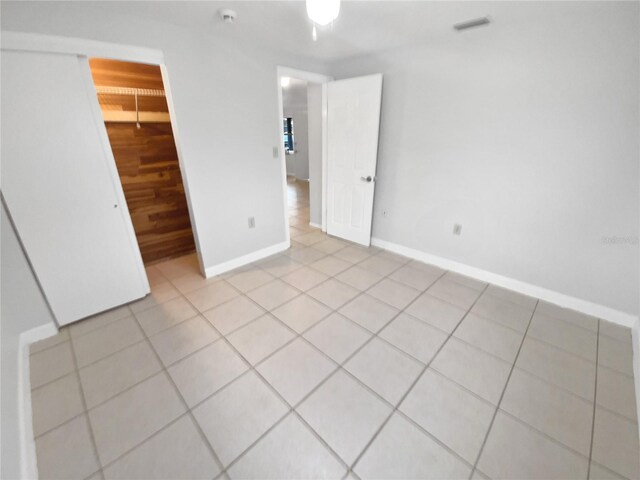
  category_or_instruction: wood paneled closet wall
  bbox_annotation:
[89,59,196,264]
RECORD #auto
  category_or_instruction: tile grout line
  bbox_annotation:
[586,319,601,479]
[345,282,490,476]
[67,332,104,479]
[128,312,228,477]
[468,298,540,479]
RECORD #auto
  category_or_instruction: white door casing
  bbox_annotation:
[1,50,149,325]
[326,74,383,246]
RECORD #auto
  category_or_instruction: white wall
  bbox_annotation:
[307,83,323,226]
[1,201,55,479]
[329,1,639,316]
[0,1,327,273]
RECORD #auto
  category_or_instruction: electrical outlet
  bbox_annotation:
[453,223,462,235]
[248,217,256,229]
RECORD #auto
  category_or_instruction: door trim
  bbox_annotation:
[276,66,333,244]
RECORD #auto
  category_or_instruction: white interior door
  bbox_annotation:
[326,74,383,246]
[1,50,149,326]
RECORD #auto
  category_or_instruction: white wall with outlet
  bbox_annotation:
[1,1,328,274]
[328,1,639,316]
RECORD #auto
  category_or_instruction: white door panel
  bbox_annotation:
[1,50,149,325]
[326,74,382,246]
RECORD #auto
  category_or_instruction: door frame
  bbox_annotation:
[2,31,206,275]
[276,66,333,243]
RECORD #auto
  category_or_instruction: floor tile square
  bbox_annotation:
[227,314,295,365]
[88,372,185,465]
[313,238,348,255]
[79,341,162,408]
[307,279,361,309]
[428,278,482,310]
[335,265,384,291]
[129,282,181,314]
[400,369,495,463]
[30,329,70,355]
[477,411,589,480]
[70,305,133,338]
[358,254,403,276]
[185,281,240,312]
[389,264,442,291]
[598,335,634,376]
[145,264,167,287]
[258,255,304,277]
[192,371,288,466]
[484,285,537,310]
[35,415,99,480]
[102,415,220,480]
[285,246,327,264]
[170,272,220,295]
[303,313,372,364]
[228,413,346,479]
[454,313,524,363]
[405,293,467,333]
[596,366,637,421]
[470,294,533,333]
[135,297,198,336]
[379,313,448,364]
[367,278,421,310]
[149,316,220,366]
[440,272,487,291]
[246,280,301,311]
[527,312,597,361]
[339,294,399,333]
[309,256,352,276]
[202,296,265,335]
[592,407,640,480]
[281,266,329,291]
[501,369,593,455]
[32,373,84,437]
[297,371,392,465]
[72,316,144,367]
[588,462,626,480]
[536,301,598,331]
[345,338,423,405]
[168,340,248,407]
[226,268,275,293]
[155,254,199,280]
[516,337,595,400]
[271,295,332,333]
[599,321,632,343]
[295,231,326,246]
[333,245,375,264]
[431,338,511,404]
[257,338,336,406]
[354,413,471,479]
[30,341,75,389]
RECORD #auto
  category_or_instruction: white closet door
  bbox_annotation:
[326,74,383,246]
[1,50,149,325]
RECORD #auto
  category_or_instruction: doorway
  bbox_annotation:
[89,59,197,264]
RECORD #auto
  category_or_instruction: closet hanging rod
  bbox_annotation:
[94,86,166,97]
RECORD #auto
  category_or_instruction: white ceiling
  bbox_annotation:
[1,1,606,62]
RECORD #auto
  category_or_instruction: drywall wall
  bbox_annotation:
[329,1,639,316]
[1,201,55,479]
[307,83,323,226]
[0,1,327,273]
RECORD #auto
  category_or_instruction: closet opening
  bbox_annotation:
[89,58,197,265]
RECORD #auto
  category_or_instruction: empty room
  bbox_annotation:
[1,1,638,479]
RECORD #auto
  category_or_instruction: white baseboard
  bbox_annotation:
[204,241,290,278]
[633,322,640,442]
[19,322,58,480]
[371,237,637,328]
[309,222,322,229]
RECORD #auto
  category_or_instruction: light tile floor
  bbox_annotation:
[29,179,639,479]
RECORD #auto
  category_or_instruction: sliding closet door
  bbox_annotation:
[1,50,149,325]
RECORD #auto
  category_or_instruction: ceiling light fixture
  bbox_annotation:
[306,0,340,26]
[281,77,290,88]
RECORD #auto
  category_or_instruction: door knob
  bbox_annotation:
[360,176,373,183]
